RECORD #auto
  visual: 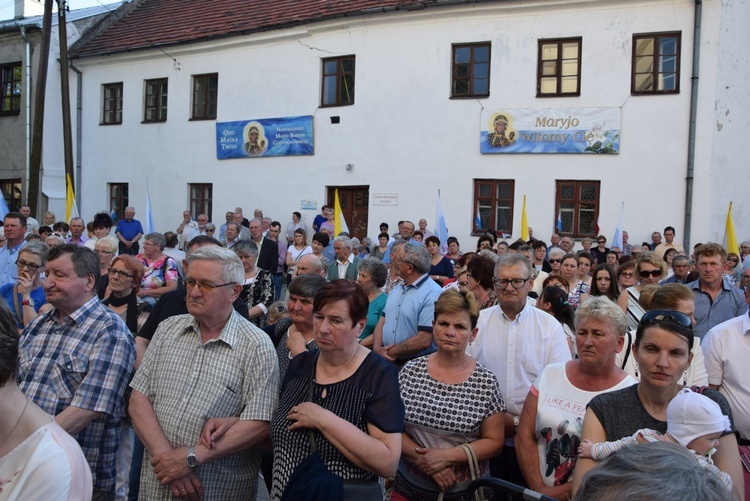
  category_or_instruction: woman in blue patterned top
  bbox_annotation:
[393,289,506,501]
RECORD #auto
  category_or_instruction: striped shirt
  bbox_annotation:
[18,295,136,493]
[131,311,279,500]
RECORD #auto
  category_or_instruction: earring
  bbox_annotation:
[683,370,688,386]
[634,362,639,379]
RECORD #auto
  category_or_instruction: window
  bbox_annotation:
[452,43,490,98]
[473,179,514,235]
[0,62,22,115]
[144,78,168,122]
[109,183,129,219]
[321,56,355,107]
[555,180,600,238]
[189,183,212,220]
[537,38,582,96]
[632,33,681,94]
[0,178,22,210]
[102,83,123,124]
[192,74,218,120]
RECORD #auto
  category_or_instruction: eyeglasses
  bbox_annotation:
[549,259,562,264]
[639,270,662,278]
[185,278,235,293]
[620,272,634,278]
[97,249,115,255]
[108,268,134,279]
[597,240,606,244]
[640,309,692,329]
[205,229,215,233]
[493,277,530,289]
[458,281,469,288]
[16,259,42,272]
[728,258,738,263]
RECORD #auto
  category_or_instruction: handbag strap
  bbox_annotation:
[12,283,24,327]
[620,330,632,370]
[437,444,484,501]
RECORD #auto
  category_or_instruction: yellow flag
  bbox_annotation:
[521,195,529,241]
[724,201,738,255]
[333,189,349,236]
[66,173,79,221]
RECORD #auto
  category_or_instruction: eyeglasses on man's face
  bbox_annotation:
[493,277,530,290]
[185,278,235,293]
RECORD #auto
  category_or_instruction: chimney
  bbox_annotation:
[15,0,45,19]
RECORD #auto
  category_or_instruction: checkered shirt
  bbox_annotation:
[18,295,136,493]
[131,311,279,500]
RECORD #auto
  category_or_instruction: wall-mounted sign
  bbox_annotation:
[480,108,620,154]
[373,193,399,206]
[300,200,317,210]
[216,115,314,159]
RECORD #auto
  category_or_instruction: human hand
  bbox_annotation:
[578,439,593,458]
[16,270,34,296]
[286,330,308,356]
[200,417,239,449]
[286,402,328,431]
[152,447,192,485]
[169,471,203,501]
[430,467,457,492]
[377,344,396,362]
[415,447,451,475]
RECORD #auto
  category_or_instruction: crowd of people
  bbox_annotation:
[0,204,748,501]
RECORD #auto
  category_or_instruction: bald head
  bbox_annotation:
[293,254,325,278]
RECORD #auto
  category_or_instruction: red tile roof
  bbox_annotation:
[71,0,471,58]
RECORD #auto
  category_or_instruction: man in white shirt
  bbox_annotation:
[466,253,571,486]
[702,288,750,443]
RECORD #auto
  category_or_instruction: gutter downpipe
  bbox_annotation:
[684,0,702,250]
[70,62,83,209]
[19,26,32,205]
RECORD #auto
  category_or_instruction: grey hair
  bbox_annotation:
[357,257,389,288]
[333,236,352,250]
[494,253,532,277]
[232,239,258,258]
[478,249,500,263]
[350,237,361,249]
[389,241,405,261]
[575,296,628,337]
[145,232,166,250]
[186,246,243,284]
[226,221,242,232]
[548,247,566,260]
[288,273,327,298]
[45,234,64,246]
[401,242,431,274]
[361,237,372,248]
[574,442,726,501]
[672,254,689,266]
[94,236,118,254]
[19,241,50,265]
[205,223,216,231]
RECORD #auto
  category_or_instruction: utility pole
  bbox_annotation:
[58,0,75,201]
[27,0,54,215]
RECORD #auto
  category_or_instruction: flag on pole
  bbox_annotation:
[65,173,79,221]
[474,206,482,231]
[145,177,155,234]
[724,201,739,255]
[520,195,529,241]
[0,193,9,220]
[333,189,349,236]
[611,201,625,249]
[435,190,449,254]
[555,210,563,232]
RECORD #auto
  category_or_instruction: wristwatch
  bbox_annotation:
[186,446,199,469]
[513,415,520,435]
[22,298,35,307]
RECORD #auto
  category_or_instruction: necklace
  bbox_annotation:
[0,397,30,450]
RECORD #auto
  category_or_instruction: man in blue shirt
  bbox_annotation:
[0,212,27,285]
[115,206,143,256]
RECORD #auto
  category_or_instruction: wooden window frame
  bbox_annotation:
[0,62,22,116]
[189,183,212,220]
[631,32,681,95]
[144,78,168,123]
[101,82,123,125]
[191,73,218,120]
[109,183,129,220]
[537,37,582,97]
[320,56,355,107]
[451,43,491,98]
[555,180,600,238]
[0,178,22,211]
[472,179,514,236]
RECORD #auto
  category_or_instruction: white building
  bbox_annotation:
[60,0,748,248]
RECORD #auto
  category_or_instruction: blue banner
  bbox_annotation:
[216,115,314,159]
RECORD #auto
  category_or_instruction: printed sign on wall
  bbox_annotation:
[216,115,314,159]
[480,108,620,154]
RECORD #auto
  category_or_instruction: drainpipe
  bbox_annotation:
[19,26,32,203]
[70,62,83,209]
[684,0,702,250]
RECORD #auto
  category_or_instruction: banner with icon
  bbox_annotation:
[216,115,314,159]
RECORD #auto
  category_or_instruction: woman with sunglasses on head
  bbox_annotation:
[572,308,744,500]
[616,252,666,326]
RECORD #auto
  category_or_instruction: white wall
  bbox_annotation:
[71,0,745,248]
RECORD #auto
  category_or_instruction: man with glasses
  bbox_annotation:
[466,253,570,488]
[18,244,135,500]
[130,245,278,500]
[688,242,748,338]
[0,212,27,285]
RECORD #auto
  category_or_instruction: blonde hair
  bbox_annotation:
[434,288,480,329]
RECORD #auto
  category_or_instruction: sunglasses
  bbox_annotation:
[640,309,692,329]
[549,259,562,264]
[639,270,662,278]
